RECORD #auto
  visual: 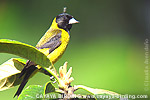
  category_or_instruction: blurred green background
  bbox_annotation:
[0,0,150,100]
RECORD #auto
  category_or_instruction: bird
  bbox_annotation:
[14,7,79,97]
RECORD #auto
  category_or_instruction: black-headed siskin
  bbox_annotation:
[14,8,79,97]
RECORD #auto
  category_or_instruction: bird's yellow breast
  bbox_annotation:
[48,29,70,64]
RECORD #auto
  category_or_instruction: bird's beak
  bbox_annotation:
[69,18,79,24]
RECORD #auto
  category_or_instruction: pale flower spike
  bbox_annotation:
[58,62,74,89]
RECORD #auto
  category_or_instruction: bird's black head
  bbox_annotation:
[56,13,79,32]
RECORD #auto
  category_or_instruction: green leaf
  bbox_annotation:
[18,85,44,100]
[44,81,55,94]
[0,39,51,68]
[18,82,55,100]
[75,85,120,95]
[74,85,124,100]
[0,58,26,91]
[0,58,57,91]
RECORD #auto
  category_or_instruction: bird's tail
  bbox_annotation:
[14,60,37,97]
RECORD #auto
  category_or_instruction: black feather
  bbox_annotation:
[14,63,37,97]
[56,13,73,32]
[37,32,62,54]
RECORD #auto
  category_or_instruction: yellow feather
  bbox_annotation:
[36,18,70,64]
[48,29,70,64]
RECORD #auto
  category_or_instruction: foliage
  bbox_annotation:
[0,39,121,100]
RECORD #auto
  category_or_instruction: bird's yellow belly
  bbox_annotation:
[48,42,68,64]
[38,29,70,64]
[49,30,70,63]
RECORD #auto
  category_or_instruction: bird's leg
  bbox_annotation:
[49,62,58,83]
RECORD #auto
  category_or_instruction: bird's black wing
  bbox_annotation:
[36,31,62,53]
